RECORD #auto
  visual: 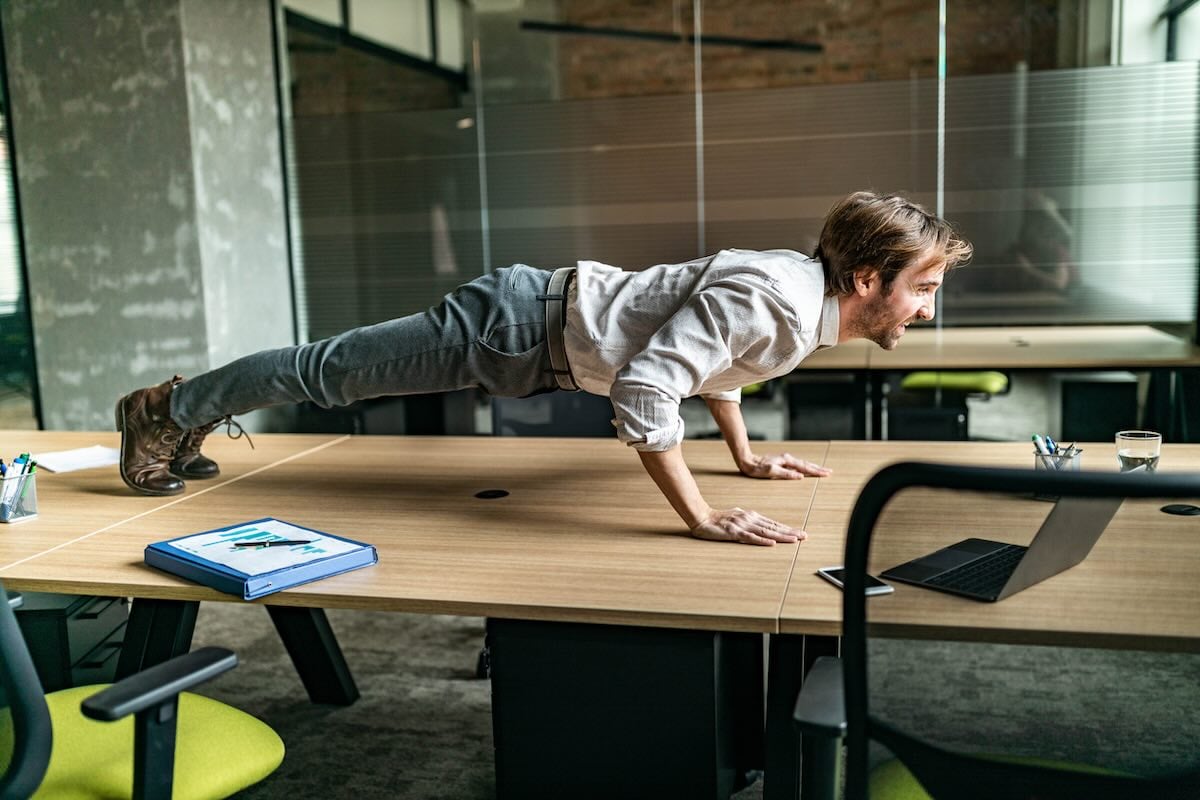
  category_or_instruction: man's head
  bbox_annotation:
[817,191,973,296]
[817,191,973,349]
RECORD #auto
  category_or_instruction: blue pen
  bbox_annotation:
[1045,435,1058,454]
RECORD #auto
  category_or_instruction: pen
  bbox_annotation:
[233,540,315,548]
[1032,434,1054,469]
[17,462,35,501]
[1045,435,1058,454]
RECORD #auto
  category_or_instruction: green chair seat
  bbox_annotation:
[870,753,1133,798]
[899,371,1009,395]
[1,684,284,800]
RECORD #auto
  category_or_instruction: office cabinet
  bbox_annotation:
[487,618,762,800]
[13,592,128,692]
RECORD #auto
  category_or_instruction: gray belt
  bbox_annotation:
[539,267,579,392]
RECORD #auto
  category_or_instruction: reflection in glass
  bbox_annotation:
[942,1,1198,325]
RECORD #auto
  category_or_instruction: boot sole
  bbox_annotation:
[169,469,219,480]
[115,399,185,497]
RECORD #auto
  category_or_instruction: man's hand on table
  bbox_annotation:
[738,452,833,481]
[690,507,807,547]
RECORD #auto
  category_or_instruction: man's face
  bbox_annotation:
[855,255,944,350]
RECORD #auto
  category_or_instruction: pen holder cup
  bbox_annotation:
[1034,449,1081,473]
[0,472,37,523]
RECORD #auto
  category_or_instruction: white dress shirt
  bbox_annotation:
[562,248,840,451]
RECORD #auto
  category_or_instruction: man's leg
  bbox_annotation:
[117,265,560,494]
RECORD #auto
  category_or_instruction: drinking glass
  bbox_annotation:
[1115,430,1161,473]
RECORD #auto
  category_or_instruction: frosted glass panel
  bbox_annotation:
[943,62,1198,324]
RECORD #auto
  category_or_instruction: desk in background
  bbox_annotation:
[792,324,1200,440]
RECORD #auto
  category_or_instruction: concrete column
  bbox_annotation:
[2,0,293,430]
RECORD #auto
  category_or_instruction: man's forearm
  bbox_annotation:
[704,397,754,470]
[637,447,711,529]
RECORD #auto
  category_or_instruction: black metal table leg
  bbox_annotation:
[265,605,359,705]
[116,598,198,679]
[870,373,885,440]
[764,633,840,800]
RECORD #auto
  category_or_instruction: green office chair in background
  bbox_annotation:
[0,581,284,799]
[888,370,1010,440]
[793,463,1200,800]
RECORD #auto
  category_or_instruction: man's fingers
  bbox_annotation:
[746,511,805,542]
[736,510,805,543]
[759,453,832,479]
[691,508,808,546]
[782,453,832,477]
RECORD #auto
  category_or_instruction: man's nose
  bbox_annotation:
[918,297,935,320]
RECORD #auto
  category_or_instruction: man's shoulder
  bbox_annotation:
[707,248,822,286]
[709,248,816,271]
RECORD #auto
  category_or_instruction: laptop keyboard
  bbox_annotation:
[926,544,1027,598]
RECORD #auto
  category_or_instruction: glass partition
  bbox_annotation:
[279,0,1199,342]
[942,1,1199,325]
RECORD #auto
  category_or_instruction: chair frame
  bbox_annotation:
[801,463,1200,800]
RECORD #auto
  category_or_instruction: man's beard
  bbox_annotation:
[856,289,907,350]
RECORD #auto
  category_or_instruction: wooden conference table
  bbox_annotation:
[798,324,1200,439]
[2,431,1198,799]
[0,430,827,799]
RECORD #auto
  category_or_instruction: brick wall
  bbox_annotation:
[556,0,1061,99]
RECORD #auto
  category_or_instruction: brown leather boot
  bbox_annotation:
[170,420,222,480]
[115,375,186,496]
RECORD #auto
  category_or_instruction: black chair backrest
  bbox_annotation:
[0,579,52,800]
[492,391,616,437]
[840,463,1200,800]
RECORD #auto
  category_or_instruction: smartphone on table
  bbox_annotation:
[816,566,894,596]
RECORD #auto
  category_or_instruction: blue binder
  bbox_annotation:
[144,517,378,600]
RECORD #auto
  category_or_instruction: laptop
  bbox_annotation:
[880,496,1123,602]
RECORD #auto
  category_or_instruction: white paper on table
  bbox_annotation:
[166,519,362,573]
[32,445,121,473]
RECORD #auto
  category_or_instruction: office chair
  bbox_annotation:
[0,580,284,800]
[888,370,1009,440]
[793,463,1200,800]
[491,391,617,437]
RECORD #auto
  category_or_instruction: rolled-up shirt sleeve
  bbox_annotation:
[702,387,742,404]
[609,278,777,452]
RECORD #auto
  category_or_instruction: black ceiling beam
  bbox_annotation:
[519,20,822,53]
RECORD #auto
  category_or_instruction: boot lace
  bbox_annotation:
[178,415,255,458]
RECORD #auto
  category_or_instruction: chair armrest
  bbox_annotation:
[7,591,22,609]
[793,656,846,738]
[80,646,238,722]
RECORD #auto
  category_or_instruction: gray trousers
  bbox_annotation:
[170,265,560,429]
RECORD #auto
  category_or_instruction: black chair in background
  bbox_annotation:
[794,463,1200,800]
[491,391,617,437]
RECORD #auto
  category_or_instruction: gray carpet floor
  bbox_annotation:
[188,602,1199,799]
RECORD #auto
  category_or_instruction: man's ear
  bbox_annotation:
[853,268,879,297]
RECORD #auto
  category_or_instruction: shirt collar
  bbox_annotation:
[815,294,840,349]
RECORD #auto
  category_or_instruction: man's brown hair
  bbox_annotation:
[816,191,973,296]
